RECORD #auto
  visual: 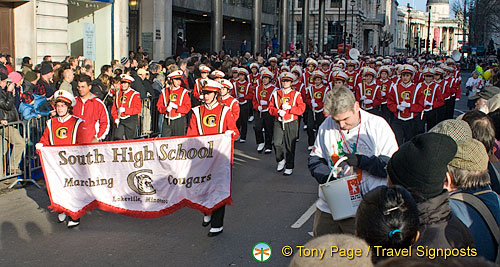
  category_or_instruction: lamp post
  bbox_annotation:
[427,6,431,54]
[407,3,412,55]
[350,0,355,44]
[343,0,348,56]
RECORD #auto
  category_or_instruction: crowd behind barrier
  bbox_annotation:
[0,95,161,185]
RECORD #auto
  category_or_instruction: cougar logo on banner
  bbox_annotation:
[127,169,156,195]
[170,94,178,101]
[203,114,217,127]
[400,91,411,101]
[55,127,68,139]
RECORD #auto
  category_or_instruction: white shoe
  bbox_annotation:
[277,159,286,172]
[308,146,314,151]
[248,116,254,122]
[239,139,246,143]
[257,143,265,152]
[57,213,67,223]
[284,169,293,176]
[264,149,272,154]
[303,125,308,130]
[67,219,80,228]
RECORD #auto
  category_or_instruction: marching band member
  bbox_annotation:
[193,65,211,103]
[319,60,331,84]
[303,59,318,88]
[418,68,444,131]
[387,65,424,145]
[376,66,393,122]
[306,71,330,151]
[218,79,240,121]
[229,67,239,85]
[442,65,457,119]
[233,68,253,143]
[269,72,306,176]
[268,57,279,81]
[252,69,276,153]
[187,79,239,237]
[211,70,226,82]
[73,75,110,143]
[36,90,84,228]
[465,71,484,110]
[111,74,141,140]
[331,71,349,89]
[433,67,447,122]
[249,63,261,90]
[356,67,382,115]
[157,70,191,137]
[345,60,360,92]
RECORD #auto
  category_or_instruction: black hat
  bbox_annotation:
[40,63,53,75]
[387,133,457,199]
[0,72,8,81]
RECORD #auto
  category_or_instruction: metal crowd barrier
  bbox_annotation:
[138,96,161,139]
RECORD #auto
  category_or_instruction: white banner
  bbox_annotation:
[39,133,233,219]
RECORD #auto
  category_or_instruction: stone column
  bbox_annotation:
[302,0,310,54]
[253,0,262,54]
[318,0,325,53]
[211,0,223,53]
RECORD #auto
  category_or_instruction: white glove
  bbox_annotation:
[199,95,203,100]
[312,102,319,108]
[424,100,433,107]
[115,118,120,126]
[282,103,291,110]
[224,130,234,137]
[119,107,125,113]
[381,92,386,97]
[278,110,286,117]
[363,99,373,105]
[260,100,268,106]
[360,96,367,101]
[401,101,411,108]
[35,143,43,150]
[258,105,263,112]
[455,98,460,102]
[166,106,173,113]
[239,93,245,98]
[397,105,405,111]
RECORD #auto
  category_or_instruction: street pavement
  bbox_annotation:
[0,72,472,267]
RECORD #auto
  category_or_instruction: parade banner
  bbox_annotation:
[38,133,233,219]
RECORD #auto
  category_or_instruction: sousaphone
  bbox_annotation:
[452,50,462,62]
[349,48,360,60]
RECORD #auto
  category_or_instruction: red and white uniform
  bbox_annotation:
[39,114,84,146]
[417,81,444,111]
[73,94,110,143]
[253,83,276,112]
[157,86,191,119]
[111,88,141,121]
[346,70,360,91]
[303,70,315,88]
[387,82,424,121]
[187,102,239,141]
[193,78,208,100]
[220,95,240,120]
[268,66,280,83]
[442,77,455,100]
[377,78,392,105]
[291,80,306,104]
[269,89,306,123]
[306,84,331,114]
[355,81,382,110]
[249,73,261,90]
[233,79,253,104]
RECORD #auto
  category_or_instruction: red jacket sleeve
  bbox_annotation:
[95,99,110,140]
[75,121,86,144]
[373,85,382,108]
[124,93,142,116]
[177,90,192,115]
[39,125,50,146]
[355,84,362,101]
[387,84,398,114]
[186,110,199,137]
[252,87,259,110]
[193,81,201,100]
[224,111,240,141]
[244,84,253,101]
[290,93,306,116]
[157,90,167,114]
[231,101,240,120]
[269,93,279,118]
[410,86,425,113]
[111,102,118,121]
[305,87,312,106]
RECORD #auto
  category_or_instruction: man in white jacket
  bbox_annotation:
[308,86,398,237]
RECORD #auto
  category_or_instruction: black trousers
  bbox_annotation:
[444,97,456,119]
[210,205,225,228]
[435,105,447,125]
[273,120,299,169]
[253,111,274,149]
[379,104,393,124]
[114,115,138,140]
[162,116,187,137]
[424,109,439,131]
[307,111,325,146]
[303,106,311,127]
[237,102,249,139]
[391,117,419,146]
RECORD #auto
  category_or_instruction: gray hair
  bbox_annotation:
[324,86,356,116]
[447,165,491,190]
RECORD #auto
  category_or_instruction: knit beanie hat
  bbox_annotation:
[120,57,129,65]
[387,133,458,199]
[40,63,53,75]
[25,71,37,82]
[429,119,472,143]
[449,139,489,172]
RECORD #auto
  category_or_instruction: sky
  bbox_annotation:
[397,0,426,11]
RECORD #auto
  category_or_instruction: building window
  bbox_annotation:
[298,0,303,8]
[331,0,341,8]
[296,21,303,41]
[328,21,343,49]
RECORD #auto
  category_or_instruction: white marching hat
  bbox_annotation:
[54,90,76,107]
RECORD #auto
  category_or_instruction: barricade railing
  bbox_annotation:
[138,96,161,138]
[0,120,33,187]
